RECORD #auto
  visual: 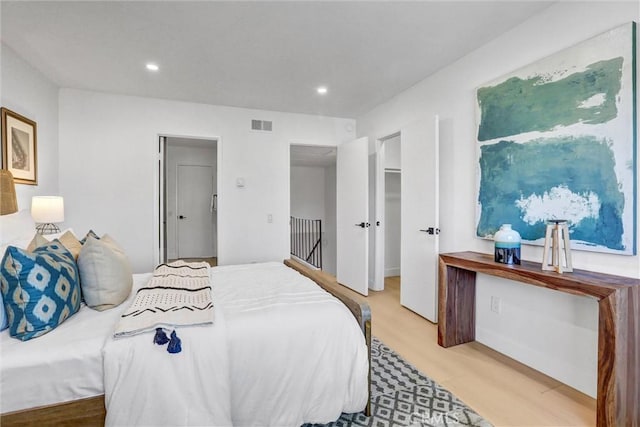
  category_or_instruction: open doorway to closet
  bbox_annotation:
[159,136,218,267]
[370,117,440,322]
[289,144,337,275]
[370,133,402,300]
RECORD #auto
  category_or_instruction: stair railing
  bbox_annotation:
[290,216,322,269]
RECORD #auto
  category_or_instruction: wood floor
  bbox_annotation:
[319,272,596,427]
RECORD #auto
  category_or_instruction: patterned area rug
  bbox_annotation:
[305,338,493,427]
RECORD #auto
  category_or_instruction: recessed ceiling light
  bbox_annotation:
[316,86,328,95]
[146,63,159,72]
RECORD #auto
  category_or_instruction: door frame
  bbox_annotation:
[288,142,338,273]
[372,131,401,291]
[155,134,222,266]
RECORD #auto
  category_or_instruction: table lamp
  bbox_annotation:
[31,196,64,235]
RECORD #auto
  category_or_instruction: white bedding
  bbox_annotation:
[104,262,368,427]
[0,273,152,414]
[103,306,232,426]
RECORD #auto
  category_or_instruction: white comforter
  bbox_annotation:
[0,274,152,414]
[103,262,368,427]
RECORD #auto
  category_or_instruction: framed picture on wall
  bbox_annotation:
[1,107,37,185]
[474,22,636,256]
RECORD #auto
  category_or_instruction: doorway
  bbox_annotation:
[373,133,402,298]
[370,117,440,322]
[159,136,218,266]
[289,144,337,275]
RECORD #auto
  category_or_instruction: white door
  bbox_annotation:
[400,116,440,322]
[336,137,369,296]
[177,165,214,258]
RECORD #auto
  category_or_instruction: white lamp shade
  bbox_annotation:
[31,196,65,223]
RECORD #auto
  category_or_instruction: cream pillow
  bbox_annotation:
[58,231,82,260]
[25,230,81,259]
[77,235,133,311]
[26,233,49,252]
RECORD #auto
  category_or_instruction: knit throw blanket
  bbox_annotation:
[114,261,214,338]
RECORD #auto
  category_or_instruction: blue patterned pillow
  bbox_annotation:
[0,240,81,341]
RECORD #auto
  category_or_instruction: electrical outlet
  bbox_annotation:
[267,214,273,223]
[490,296,501,314]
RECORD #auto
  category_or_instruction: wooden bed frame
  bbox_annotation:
[1,259,372,426]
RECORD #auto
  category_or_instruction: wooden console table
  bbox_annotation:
[438,251,639,427]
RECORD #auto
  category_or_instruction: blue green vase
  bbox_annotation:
[494,224,521,265]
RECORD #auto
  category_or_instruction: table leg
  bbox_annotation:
[438,261,476,347]
[597,288,639,426]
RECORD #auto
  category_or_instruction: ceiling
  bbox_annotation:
[0,1,553,118]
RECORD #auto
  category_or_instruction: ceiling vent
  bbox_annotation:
[251,119,272,131]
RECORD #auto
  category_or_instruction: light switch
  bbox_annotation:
[236,177,245,188]
[267,214,273,223]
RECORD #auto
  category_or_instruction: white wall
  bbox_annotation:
[384,135,401,170]
[166,142,217,260]
[356,2,639,397]
[290,166,326,220]
[1,44,59,213]
[384,172,401,276]
[59,89,355,272]
[290,165,337,274]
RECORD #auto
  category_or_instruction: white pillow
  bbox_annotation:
[25,229,78,253]
[77,235,133,311]
[0,210,36,245]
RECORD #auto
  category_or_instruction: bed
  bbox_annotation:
[0,253,371,426]
[0,170,371,426]
[104,261,370,426]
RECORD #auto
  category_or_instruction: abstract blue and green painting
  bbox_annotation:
[475,22,636,255]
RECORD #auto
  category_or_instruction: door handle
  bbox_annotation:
[355,222,370,228]
[420,227,439,235]
[178,215,187,219]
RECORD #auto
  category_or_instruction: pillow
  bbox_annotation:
[80,230,100,245]
[43,228,76,242]
[26,230,82,260]
[0,240,81,340]
[0,223,39,330]
[0,232,36,331]
[77,235,132,311]
[58,232,82,260]
[0,210,36,245]
[26,234,49,252]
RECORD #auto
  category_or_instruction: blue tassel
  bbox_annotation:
[167,330,182,354]
[154,328,169,345]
